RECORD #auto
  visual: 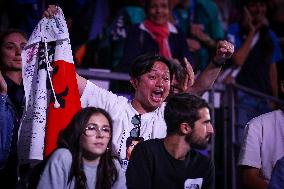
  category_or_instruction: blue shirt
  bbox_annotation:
[268,156,284,189]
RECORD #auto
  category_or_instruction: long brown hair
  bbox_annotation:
[57,107,118,189]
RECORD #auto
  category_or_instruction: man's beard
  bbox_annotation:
[186,132,211,150]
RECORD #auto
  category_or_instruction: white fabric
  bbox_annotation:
[238,110,284,182]
[80,81,167,162]
[18,7,74,162]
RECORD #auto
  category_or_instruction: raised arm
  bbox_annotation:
[188,40,234,96]
[43,5,88,97]
[76,74,87,96]
[231,7,268,66]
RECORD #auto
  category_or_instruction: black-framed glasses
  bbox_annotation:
[130,114,141,138]
[84,123,111,138]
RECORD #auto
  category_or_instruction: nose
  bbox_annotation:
[207,123,214,134]
[95,130,104,138]
[15,46,22,55]
[155,77,165,87]
[156,7,162,13]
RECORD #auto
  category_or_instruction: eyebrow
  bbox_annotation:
[87,123,110,128]
[203,120,211,124]
[4,42,27,45]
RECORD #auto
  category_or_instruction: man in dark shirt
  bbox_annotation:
[126,93,214,189]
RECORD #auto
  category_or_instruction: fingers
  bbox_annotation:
[217,40,234,59]
[0,71,7,95]
[244,7,252,20]
[43,5,58,18]
[183,73,189,91]
[184,57,195,87]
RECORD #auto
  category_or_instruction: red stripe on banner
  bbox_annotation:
[45,60,81,156]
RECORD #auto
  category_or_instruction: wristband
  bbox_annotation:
[211,59,225,67]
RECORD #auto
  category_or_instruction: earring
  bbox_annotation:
[106,147,109,151]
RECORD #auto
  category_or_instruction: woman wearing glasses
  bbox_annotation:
[37,107,126,189]
[43,3,234,167]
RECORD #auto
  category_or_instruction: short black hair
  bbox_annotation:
[144,0,170,16]
[164,93,210,135]
[129,53,174,80]
[126,137,144,149]
[244,0,267,6]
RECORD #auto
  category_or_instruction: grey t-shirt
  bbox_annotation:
[37,148,126,189]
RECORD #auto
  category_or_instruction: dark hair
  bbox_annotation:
[126,137,144,149]
[0,29,27,68]
[57,107,118,189]
[144,0,170,16]
[239,1,273,60]
[243,0,267,6]
[130,53,174,80]
[0,29,27,47]
[164,93,210,135]
[170,60,187,94]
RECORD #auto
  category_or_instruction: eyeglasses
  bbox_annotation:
[130,114,141,138]
[84,124,111,138]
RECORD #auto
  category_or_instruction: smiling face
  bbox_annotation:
[186,107,214,149]
[80,113,111,163]
[131,61,170,113]
[247,1,267,25]
[146,0,170,25]
[0,32,27,71]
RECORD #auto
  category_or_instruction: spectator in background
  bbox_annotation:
[111,0,231,95]
[37,107,126,189]
[126,93,214,189]
[226,0,283,143]
[173,0,225,71]
[0,29,27,188]
[238,59,284,189]
[108,0,145,70]
[121,0,191,73]
[43,3,234,170]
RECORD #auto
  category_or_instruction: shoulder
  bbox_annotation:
[129,23,145,34]
[227,23,240,35]
[268,29,282,45]
[277,156,284,165]
[81,80,128,107]
[134,138,163,153]
[48,148,72,164]
[192,150,213,166]
[248,110,281,126]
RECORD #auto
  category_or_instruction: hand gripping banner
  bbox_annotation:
[19,7,81,162]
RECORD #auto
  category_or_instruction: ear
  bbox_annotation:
[130,78,138,90]
[180,122,191,135]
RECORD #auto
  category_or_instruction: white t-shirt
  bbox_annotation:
[80,81,167,167]
[238,110,284,182]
